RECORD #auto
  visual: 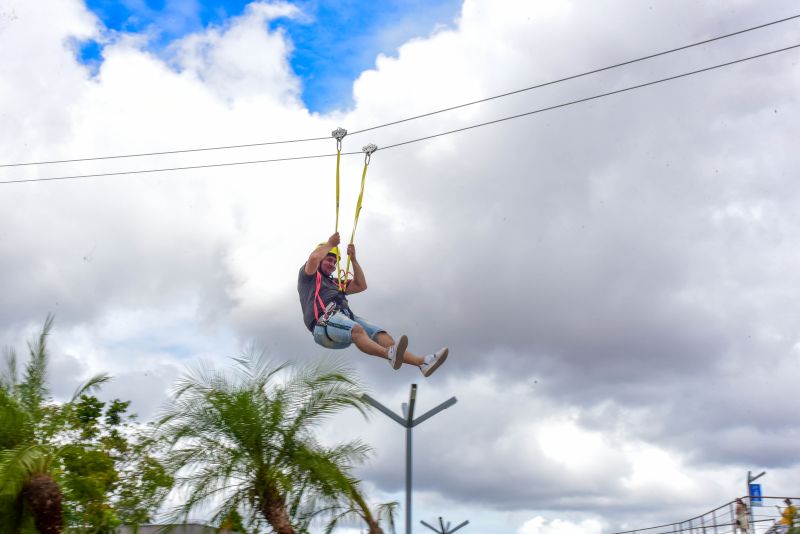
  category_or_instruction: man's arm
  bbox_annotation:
[304,232,340,275]
[345,243,367,294]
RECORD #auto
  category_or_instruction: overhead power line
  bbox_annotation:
[2,13,798,170]
[1,42,798,186]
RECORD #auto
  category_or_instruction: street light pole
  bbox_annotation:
[363,384,457,534]
[402,385,417,533]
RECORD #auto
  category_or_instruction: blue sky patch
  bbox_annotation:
[81,0,462,112]
[273,0,462,111]
[85,0,253,40]
[76,38,104,75]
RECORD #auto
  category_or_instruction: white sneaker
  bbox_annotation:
[387,335,408,370]
[420,347,448,377]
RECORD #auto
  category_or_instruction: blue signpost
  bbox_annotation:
[747,470,766,533]
[749,483,763,506]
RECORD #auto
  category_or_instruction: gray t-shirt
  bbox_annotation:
[297,265,351,332]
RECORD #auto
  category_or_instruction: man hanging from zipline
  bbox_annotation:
[298,232,448,376]
[297,128,448,375]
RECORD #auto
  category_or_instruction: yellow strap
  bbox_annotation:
[334,147,343,288]
[342,158,370,288]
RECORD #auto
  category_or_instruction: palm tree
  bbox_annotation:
[155,352,374,534]
[0,315,109,534]
[317,484,398,534]
[289,450,397,534]
[0,445,64,534]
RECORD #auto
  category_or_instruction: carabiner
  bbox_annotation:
[362,143,378,165]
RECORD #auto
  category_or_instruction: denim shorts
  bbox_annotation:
[313,312,385,349]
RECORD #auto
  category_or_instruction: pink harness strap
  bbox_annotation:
[313,272,327,321]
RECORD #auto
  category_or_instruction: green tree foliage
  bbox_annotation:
[0,315,172,533]
[0,314,74,534]
[155,353,377,534]
[55,394,173,533]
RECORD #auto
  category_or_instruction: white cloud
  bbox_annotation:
[518,516,604,534]
[169,2,302,104]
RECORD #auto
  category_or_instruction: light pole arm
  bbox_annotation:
[363,394,408,427]
[449,520,470,533]
[420,520,442,533]
[412,397,458,427]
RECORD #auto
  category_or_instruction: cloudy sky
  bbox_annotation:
[2,0,800,532]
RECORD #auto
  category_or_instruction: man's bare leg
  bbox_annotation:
[350,327,424,366]
[375,331,424,366]
[350,325,390,357]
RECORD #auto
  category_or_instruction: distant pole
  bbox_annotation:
[363,384,457,534]
[747,470,766,534]
[420,516,470,533]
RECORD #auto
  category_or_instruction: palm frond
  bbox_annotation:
[326,440,372,468]
[322,509,361,534]
[0,444,51,496]
[283,360,370,442]
[0,388,31,449]
[376,501,399,534]
[69,372,112,402]
[20,314,54,414]
[210,490,249,521]
[232,346,290,385]
[0,347,18,393]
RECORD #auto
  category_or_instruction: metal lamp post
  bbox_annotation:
[363,384,457,534]
[421,517,470,533]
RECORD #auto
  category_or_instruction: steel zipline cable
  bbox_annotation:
[1,12,798,170]
[0,152,361,184]
[0,134,331,169]
[348,12,800,136]
[1,42,798,186]
[376,43,800,152]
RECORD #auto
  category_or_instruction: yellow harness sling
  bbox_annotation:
[331,127,378,293]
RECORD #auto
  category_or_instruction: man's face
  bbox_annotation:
[320,254,337,276]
